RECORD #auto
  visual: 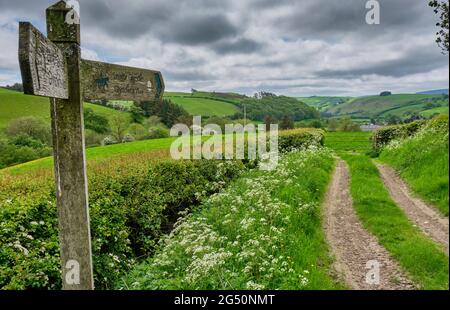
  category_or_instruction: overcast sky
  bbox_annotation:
[0,0,448,96]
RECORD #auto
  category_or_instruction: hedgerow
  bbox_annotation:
[0,159,246,289]
[371,120,425,153]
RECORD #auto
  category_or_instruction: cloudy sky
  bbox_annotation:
[0,0,448,96]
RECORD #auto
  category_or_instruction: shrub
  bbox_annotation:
[6,117,51,145]
[85,129,104,147]
[102,136,118,146]
[84,108,110,134]
[127,123,147,141]
[122,134,135,143]
[371,120,425,152]
[0,137,52,169]
[148,127,169,139]
[0,158,246,289]
[278,129,324,153]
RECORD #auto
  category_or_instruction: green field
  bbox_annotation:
[324,132,372,153]
[164,94,239,117]
[0,88,130,131]
[0,136,178,175]
[420,106,449,118]
[326,94,448,119]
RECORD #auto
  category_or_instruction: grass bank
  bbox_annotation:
[342,154,448,290]
[378,116,449,216]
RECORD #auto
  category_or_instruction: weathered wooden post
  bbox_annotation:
[18,0,164,290]
[45,1,93,290]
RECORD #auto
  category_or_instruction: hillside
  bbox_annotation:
[326,93,449,120]
[298,96,353,112]
[164,92,239,116]
[0,88,130,131]
[417,89,449,95]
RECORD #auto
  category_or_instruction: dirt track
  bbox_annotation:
[376,163,449,255]
[324,160,415,290]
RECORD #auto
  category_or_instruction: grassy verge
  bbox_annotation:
[378,116,449,216]
[342,154,449,290]
[122,148,343,290]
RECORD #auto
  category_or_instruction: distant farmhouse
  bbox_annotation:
[360,124,384,132]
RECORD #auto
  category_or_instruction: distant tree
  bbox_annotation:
[176,115,194,127]
[429,0,449,53]
[127,123,147,140]
[143,116,165,128]
[6,116,51,145]
[404,113,425,124]
[386,114,403,125]
[191,88,198,94]
[280,115,295,130]
[264,115,276,131]
[137,99,189,127]
[204,116,232,132]
[327,119,339,132]
[380,91,392,97]
[109,115,130,142]
[254,91,277,99]
[3,83,23,92]
[130,104,145,124]
[84,108,109,133]
[310,120,324,128]
[337,117,361,132]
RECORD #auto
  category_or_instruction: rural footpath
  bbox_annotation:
[324,159,449,289]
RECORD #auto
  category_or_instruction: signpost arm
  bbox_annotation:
[46,1,94,290]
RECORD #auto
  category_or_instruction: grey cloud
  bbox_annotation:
[160,14,238,45]
[277,0,436,39]
[164,69,215,82]
[316,48,448,78]
[211,38,263,54]
[0,0,448,95]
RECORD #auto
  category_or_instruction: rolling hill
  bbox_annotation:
[325,93,449,120]
[416,89,449,95]
[0,88,130,131]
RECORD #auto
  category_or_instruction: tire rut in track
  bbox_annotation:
[376,163,449,255]
[324,160,415,290]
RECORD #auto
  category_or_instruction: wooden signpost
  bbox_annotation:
[18,0,165,290]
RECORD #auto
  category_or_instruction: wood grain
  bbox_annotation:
[18,22,68,99]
